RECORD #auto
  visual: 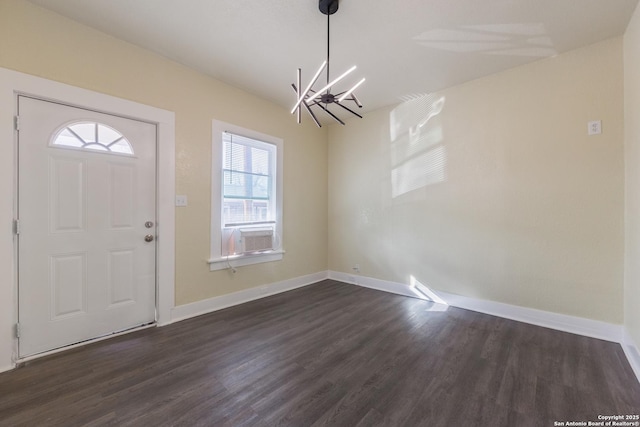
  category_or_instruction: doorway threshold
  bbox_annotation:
[16,322,156,366]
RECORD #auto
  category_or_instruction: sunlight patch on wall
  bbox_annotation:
[391,146,446,197]
[413,23,557,57]
[390,94,446,198]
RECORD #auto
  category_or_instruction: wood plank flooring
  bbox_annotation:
[1,280,639,426]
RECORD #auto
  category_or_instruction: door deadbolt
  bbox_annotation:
[144,234,154,242]
[145,221,154,228]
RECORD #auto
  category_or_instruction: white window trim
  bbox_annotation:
[209,120,284,271]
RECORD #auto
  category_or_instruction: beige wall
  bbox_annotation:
[625,4,640,347]
[0,0,328,306]
[329,38,625,323]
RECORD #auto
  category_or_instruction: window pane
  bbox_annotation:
[223,199,271,225]
[223,170,247,198]
[223,171,270,200]
[55,128,84,148]
[221,131,274,226]
[251,147,269,175]
[98,124,122,145]
[69,122,96,143]
[110,139,133,154]
[251,174,269,199]
[223,140,250,173]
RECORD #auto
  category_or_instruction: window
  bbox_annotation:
[51,121,134,155]
[222,133,275,227]
[209,120,284,271]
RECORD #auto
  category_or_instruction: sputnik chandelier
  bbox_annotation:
[291,0,365,127]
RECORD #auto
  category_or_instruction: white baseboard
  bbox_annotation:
[170,271,328,323]
[436,290,622,343]
[328,270,429,300]
[622,329,640,383]
[328,271,621,343]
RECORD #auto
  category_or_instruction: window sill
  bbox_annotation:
[208,250,285,271]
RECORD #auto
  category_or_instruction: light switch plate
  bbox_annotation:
[175,195,188,207]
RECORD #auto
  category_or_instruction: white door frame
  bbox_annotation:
[0,67,176,372]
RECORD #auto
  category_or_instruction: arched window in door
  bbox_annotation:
[51,121,134,155]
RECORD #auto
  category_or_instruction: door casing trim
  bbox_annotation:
[0,67,176,371]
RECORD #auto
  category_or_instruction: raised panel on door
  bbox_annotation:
[49,252,87,319]
[49,157,87,233]
[107,248,136,308]
[109,164,135,229]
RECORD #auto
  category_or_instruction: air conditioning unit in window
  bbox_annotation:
[239,227,274,253]
[222,226,275,256]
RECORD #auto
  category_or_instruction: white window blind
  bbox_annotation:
[222,132,276,227]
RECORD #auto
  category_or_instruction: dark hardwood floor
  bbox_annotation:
[1,280,639,426]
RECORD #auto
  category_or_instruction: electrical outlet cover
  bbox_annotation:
[588,120,602,135]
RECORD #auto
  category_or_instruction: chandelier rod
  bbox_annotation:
[326,9,330,89]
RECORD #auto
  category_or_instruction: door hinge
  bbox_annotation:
[13,219,20,235]
[14,115,19,131]
[15,323,20,338]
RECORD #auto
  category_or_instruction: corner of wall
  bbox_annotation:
[624,0,640,359]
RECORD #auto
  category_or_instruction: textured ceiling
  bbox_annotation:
[27,0,640,117]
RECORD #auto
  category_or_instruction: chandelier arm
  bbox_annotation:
[291,84,322,127]
[296,69,301,123]
[332,91,363,106]
[334,101,363,119]
[291,83,301,123]
[338,77,366,102]
[316,104,345,125]
[290,61,327,114]
[304,103,322,128]
[350,92,363,108]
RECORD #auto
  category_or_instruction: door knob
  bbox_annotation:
[144,234,154,242]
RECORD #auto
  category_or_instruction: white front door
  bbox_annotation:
[18,96,157,358]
